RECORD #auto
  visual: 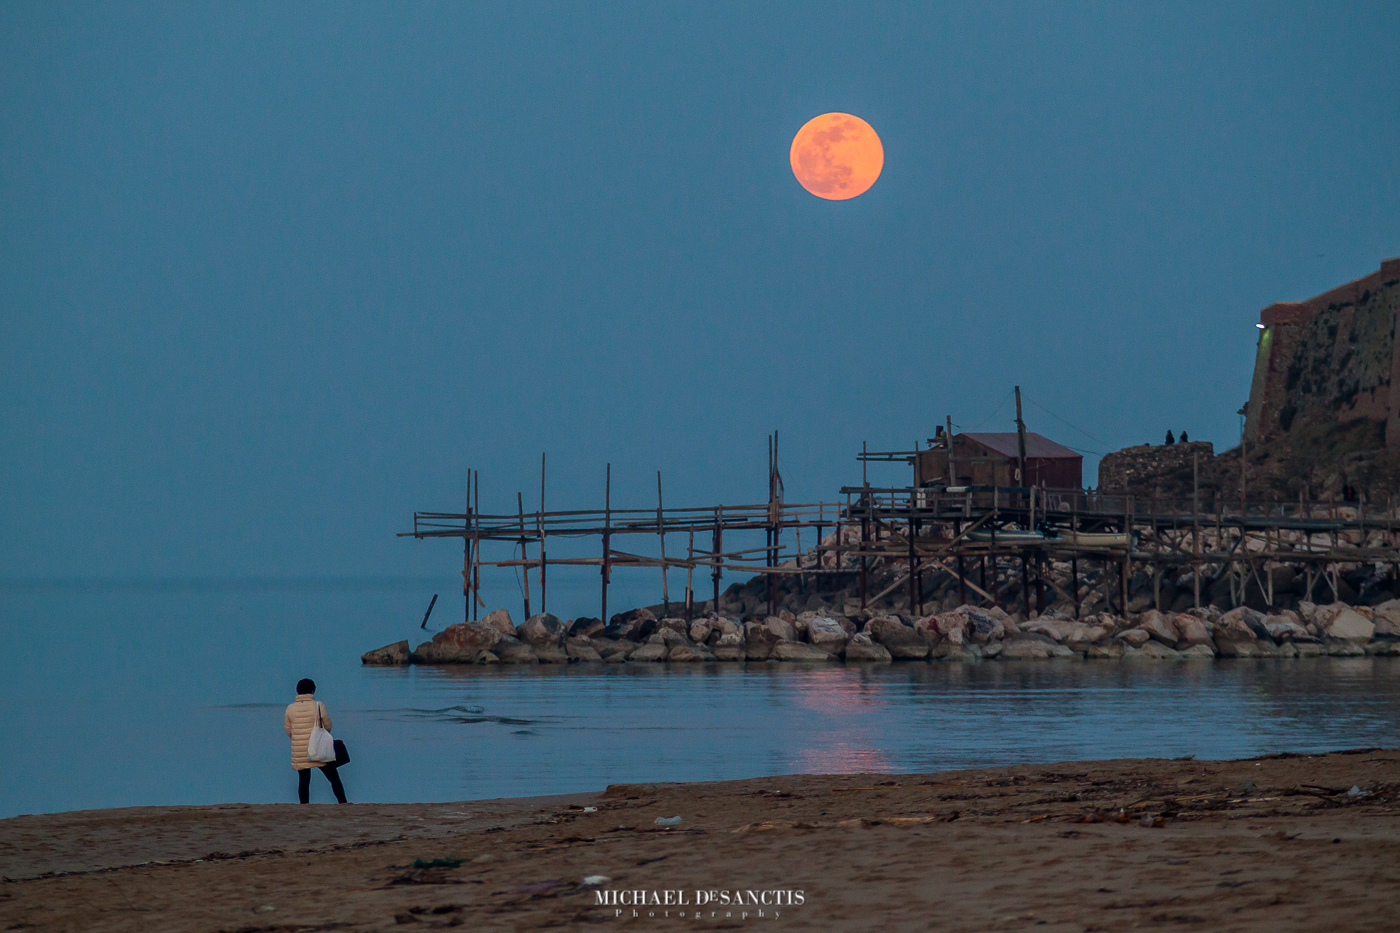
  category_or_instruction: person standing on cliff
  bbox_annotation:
[1165,430,1175,445]
[284,678,348,804]
[1180,431,1189,442]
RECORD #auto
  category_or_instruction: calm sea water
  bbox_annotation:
[3,582,1400,818]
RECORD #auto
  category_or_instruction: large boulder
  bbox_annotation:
[432,620,503,655]
[362,640,410,665]
[798,610,852,635]
[494,640,539,664]
[1219,607,1271,641]
[806,616,852,655]
[1372,598,1400,628]
[773,641,833,662]
[1138,610,1179,647]
[712,617,743,638]
[666,643,714,662]
[763,616,797,642]
[1325,606,1375,642]
[927,612,968,645]
[744,621,781,660]
[1000,633,1072,660]
[985,605,1018,633]
[1295,601,1323,633]
[1115,628,1152,648]
[712,631,744,661]
[1179,643,1216,659]
[593,639,634,661]
[689,619,713,644]
[1262,615,1311,643]
[842,633,892,663]
[569,617,606,639]
[1171,614,1213,650]
[931,640,983,662]
[603,607,656,641]
[1212,613,1271,657]
[517,613,567,649]
[868,617,930,659]
[565,638,602,662]
[931,606,1009,643]
[962,609,1007,645]
[481,608,515,636]
[409,640,473,664]
[1372,614,1400,638]
[535,644,569,664]
[1023,619,1107,646]
[628,641,667,662]
[601,619,639,641]
[911,615,942,643]
[1085,641,1125,660]
[1126,641,1183,660]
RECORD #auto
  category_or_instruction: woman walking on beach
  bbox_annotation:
[284,678,348,804]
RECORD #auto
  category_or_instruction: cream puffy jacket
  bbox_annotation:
[284,694,332,770]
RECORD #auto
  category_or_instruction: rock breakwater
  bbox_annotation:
[361,599,1400,666]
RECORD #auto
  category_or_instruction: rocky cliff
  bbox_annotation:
[1096,441,1215,497]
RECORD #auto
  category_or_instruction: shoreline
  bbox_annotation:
[5,750,1400,930]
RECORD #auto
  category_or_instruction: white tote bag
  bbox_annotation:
[306,704,336,763]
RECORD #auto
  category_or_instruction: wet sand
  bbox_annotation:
[3,749,1399,931]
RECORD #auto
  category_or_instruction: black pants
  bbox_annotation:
[298,765,347,804]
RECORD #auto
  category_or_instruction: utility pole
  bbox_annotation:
[945,415,956,486]
[1014,386,1028,487]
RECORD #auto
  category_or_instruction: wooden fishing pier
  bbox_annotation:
[404,436,1400,624]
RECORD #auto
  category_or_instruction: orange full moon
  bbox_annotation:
[789,113,883,200]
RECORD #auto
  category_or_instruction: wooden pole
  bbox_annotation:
[1192,452,1201,610]
[1014,385,1027,487]
[1119,557,1128,616]
[539,453,547,615]
[980,554,988,607]
[958,547,967,606]
[946,415,956,485]
[473,471,480,621]
[1071,556,1080,619]
[1024,551,1036,616]
[907,515,918,613]
[518,491,530,620]
[1124,494,1133,615]
[768,435,777,618]
[859,502,868,612]
[602,463,611,624]
[985,481,996,607]
[1035,552,1045,615]
[467,467,478,622]
[685,528,694,622]
[657,471,669,617]
[712,507,722,613]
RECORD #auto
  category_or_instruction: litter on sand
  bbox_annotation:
[581,875,611,887]
[654,816,682,826]
[413,856,464,869]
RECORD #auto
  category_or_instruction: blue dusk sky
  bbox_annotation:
[2,2,1397,592]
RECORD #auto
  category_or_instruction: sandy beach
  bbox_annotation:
[3,750,1399,931]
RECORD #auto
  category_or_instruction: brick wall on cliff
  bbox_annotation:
[1249,259,1400,449]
